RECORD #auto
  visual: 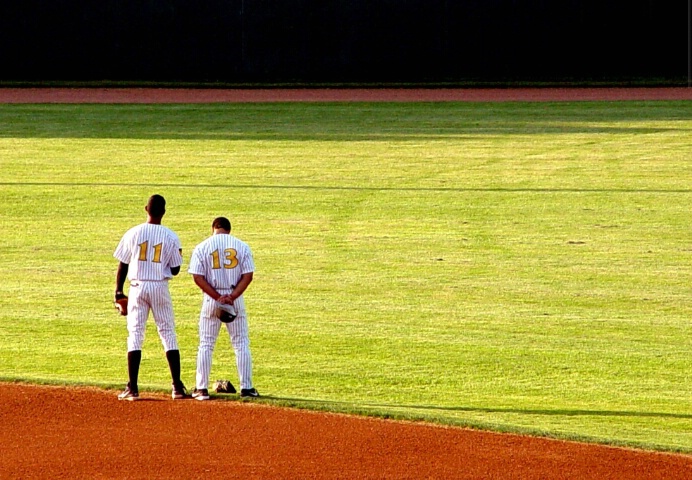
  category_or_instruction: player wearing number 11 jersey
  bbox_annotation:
[188,216,257,400]
[113,194,187,401]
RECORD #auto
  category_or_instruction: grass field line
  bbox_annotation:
[2,181,692,194]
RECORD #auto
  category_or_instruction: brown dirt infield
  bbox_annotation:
[1,384,690,479]
[1,88,691,479]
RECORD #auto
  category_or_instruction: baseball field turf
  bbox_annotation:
[0,101,690,453]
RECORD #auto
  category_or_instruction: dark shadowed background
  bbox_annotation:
[0,0,684,84]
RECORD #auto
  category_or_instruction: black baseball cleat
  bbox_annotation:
[118,383,140,401]
[172,382,189,400]
[240,388,260,398]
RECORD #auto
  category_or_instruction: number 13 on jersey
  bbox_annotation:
[211,248,238,269]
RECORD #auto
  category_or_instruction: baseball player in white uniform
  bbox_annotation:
[113,194,188,401]
[188,216,258,401]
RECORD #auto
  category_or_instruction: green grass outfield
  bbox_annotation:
[0,101,690,452]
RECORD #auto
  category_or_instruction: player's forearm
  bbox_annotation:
[192,274,221,301]
[229,272,253,301]
[115,262,129,293]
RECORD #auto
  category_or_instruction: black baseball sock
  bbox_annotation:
[166,349,182,386]
[127,350,142,391]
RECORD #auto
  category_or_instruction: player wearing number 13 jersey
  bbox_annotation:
[188,216,258,400]
[113,194,188,401]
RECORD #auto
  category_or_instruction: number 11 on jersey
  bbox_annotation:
[138,241,163,263]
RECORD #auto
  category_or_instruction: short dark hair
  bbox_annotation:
[147,194,166,218]
[212,216,231,231]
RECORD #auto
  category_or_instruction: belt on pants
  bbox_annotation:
[130,279,169,287]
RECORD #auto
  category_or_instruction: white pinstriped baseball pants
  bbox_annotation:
[195,295,253,390]
[126,280,179,352]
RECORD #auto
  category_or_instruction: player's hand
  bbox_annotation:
[218,294,235,305]
[114,291,128,316]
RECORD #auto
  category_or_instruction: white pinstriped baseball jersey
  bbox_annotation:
[188,234,254,312]
[114,223,183,280]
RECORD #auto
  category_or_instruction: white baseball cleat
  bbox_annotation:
[192,388,210,401]
[118,384,140,401]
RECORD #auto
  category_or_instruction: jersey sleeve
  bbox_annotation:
[113,231,132,264]
[239,244,255,275]
[169,233,183,268]
[188,245,206,276]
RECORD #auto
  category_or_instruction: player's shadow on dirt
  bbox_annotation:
[265,396,692,420]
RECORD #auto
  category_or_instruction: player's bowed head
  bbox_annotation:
[212,216,231,234]
[145,194,166,223]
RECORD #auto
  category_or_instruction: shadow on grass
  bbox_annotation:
[264,395,692,420]
[0,102,689,141]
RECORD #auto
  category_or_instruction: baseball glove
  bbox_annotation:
[216,303,237,324]
[213,379,237,394]
[114,292,128,316]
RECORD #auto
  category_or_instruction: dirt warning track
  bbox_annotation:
[0,87,690,103]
